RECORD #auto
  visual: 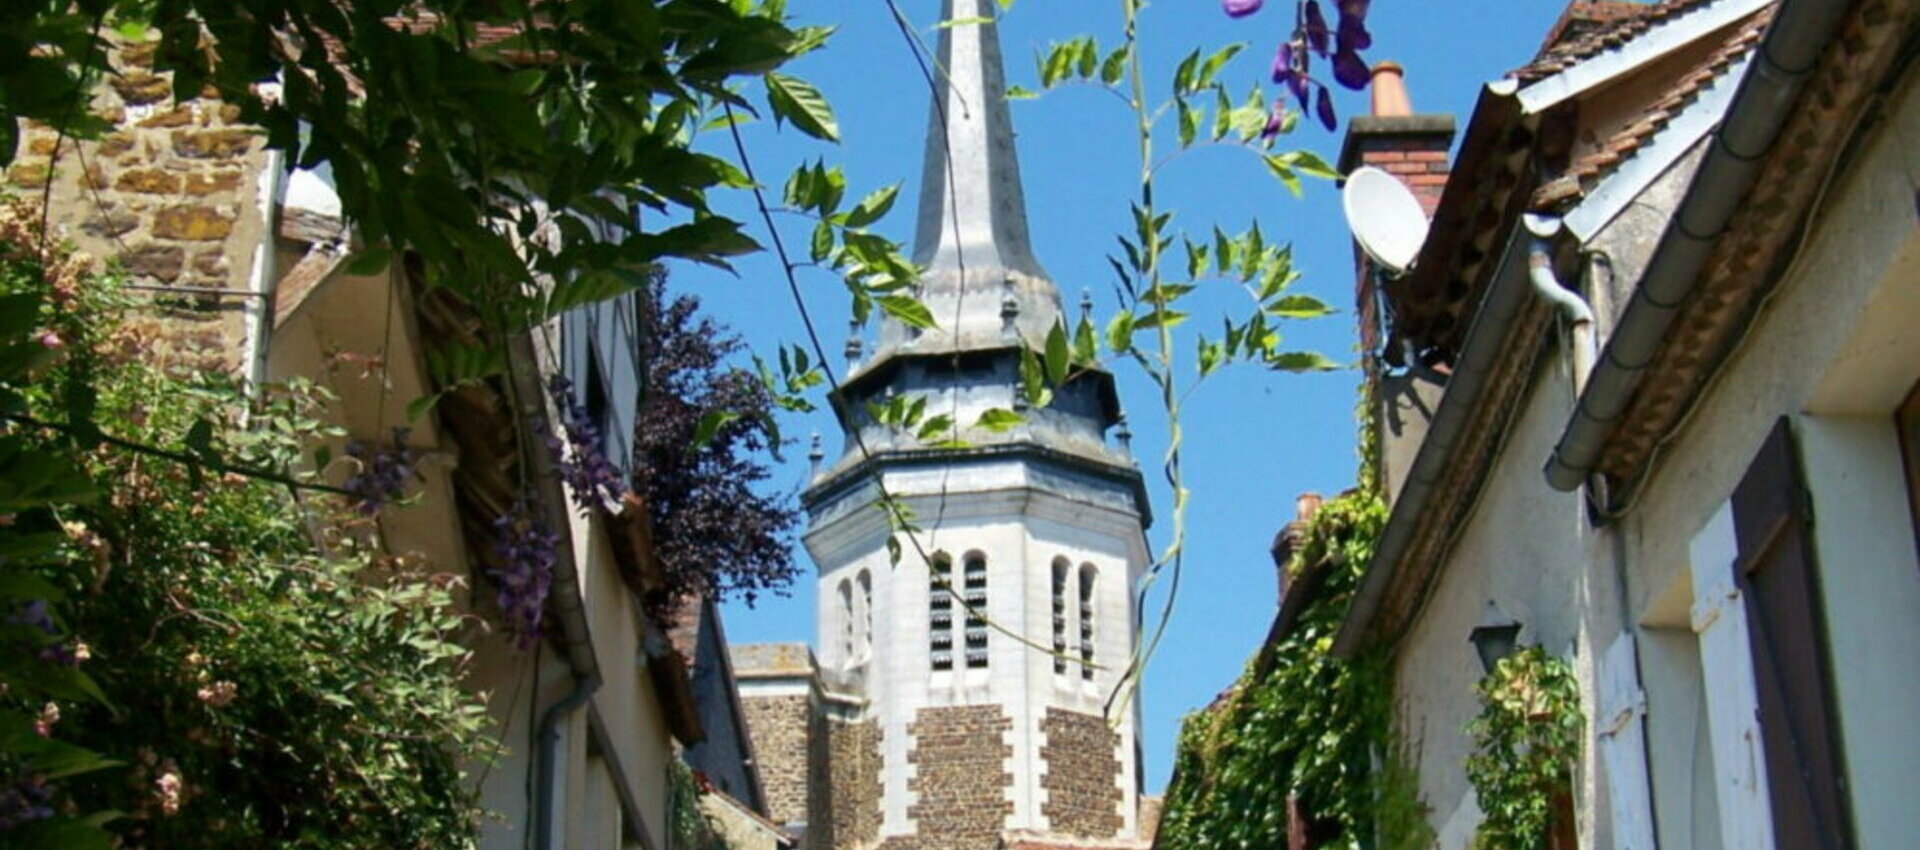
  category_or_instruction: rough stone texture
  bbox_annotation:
[0,35,271,375]
[739,694,814,829]
[902,705,1013,850]
[1039,708,1124,839]
[827,718,882,849]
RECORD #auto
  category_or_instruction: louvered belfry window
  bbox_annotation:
[1051,559,1070,675]
[963,553,989,668]
[929,553,953,671]
[1078,565,1096,680]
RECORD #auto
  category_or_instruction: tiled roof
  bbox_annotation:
[1510,0,1721,82]
[1532,5,1774,210]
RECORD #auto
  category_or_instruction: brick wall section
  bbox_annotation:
[805,705,832,850]
[827,717,882,849]
[739,694,814,829]
[3,36,270,373]
[897,705,1013,850]
[1039,708,1124,838]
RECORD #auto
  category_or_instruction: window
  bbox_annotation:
[1078,564,1097,680]
[929,553,953,671]
[857,569,873,661]
[1729,420,1850,849]
[963,552,989,669]
[838,578,854,664]
[1051,558,1070,675]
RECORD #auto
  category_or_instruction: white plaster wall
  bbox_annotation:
[1396,66,1920,850]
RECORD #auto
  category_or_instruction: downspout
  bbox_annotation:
[535,673,600,850]
[1542,0,1850,493]
[242,149,286,393]
[1524,214,1597,398]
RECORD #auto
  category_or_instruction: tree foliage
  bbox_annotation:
[635,268,799,619]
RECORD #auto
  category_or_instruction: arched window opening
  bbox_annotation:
[929,553,954,671]
[1078,564,1097,680]
[857,569,873,660]
[1051,558,1070,675]
[837,578,854,664]
[963,552,989,669]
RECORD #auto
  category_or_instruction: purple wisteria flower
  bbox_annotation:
[343,428,417,516]
[545,375,629,512]
[1231,0,1376,132]
[488,500,559,647]
[0,768,54,831]
[6,599,79,667]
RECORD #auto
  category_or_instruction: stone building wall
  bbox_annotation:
[739,693,814,829]
[3,35,272,373]
[804,702,832,850]
[827,717,882,849]
[1038,708,1124,838]
[894,705,1013,850]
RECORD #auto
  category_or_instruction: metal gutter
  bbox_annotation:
[534,674,599,850]
[242,150,286,393]
[1333,227,1538,658]
[1543,0,1851,493]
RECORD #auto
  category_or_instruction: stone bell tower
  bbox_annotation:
[795,1,1154,848]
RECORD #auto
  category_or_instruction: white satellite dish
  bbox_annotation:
[1342,165,1430,275]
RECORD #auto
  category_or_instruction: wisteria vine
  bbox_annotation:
[487,500,560,647]
[1229,0,1376,131]
[544,375,629,511]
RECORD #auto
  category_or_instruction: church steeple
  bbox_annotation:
[878,0,1063,352]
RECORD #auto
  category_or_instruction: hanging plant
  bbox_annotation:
[1464,646,1583,850]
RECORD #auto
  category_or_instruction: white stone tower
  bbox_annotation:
[799,2,1152,848]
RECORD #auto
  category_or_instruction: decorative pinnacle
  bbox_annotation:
[1115,413,1133,454]
[845,318,864,364]
[1080,288,1094,320]
[808,431,825,471]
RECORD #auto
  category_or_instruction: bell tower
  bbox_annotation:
[798,2,1153,848]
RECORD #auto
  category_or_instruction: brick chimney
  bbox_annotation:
[1270,492,1324,602]
[1338,61,1455,357]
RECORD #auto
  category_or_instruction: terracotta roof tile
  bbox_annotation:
[1531,5,1773,210]
[1511,0,1724,83]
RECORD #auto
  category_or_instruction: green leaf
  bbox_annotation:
[1100,47,1129,85]
[1075,37,1098,79]
[843,184,900,229]
[1177,99,1199,148]
[1005,85,1040,100]
[877,295,936,330]
[1105,310,1136,354]
[1265,294,1333,319]
[692,411,741,449]
[345,247,392,276]
[810,221,834,263]
[974,408,1023,432]
[1172,48,1202,95]
[935,16,994,28]
[1073,315,1098,366]
[1043,321,1071,386]
[1287,150,1341,180]
[1266,351,1343,372]
[765,72,840,142]
[1194,44,1245,91]
[1264,155,1303,198]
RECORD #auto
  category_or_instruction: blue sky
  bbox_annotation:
[677,0,1566,792]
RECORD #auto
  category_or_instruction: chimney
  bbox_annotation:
[1270,492,1324,602]
[1338,62,1455,358]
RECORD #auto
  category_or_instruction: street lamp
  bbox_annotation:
[1469,600,1522,674]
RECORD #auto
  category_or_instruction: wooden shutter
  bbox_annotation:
[1596,633,1657,850]
[1689,501,1775,850]
[1727,419,1851,850]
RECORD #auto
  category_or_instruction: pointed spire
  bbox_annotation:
[883,0,1061,352]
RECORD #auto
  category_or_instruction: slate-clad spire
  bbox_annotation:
[878,0,1062,352]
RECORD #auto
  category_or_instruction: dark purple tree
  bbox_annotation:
[634,269,800,622]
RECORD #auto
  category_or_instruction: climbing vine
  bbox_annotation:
[1464,646,1583,850]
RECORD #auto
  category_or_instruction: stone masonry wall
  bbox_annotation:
[3,35,270,374]
[827,717,882,849]
[805,702,832,850]
[1039,708,1124,838]
[739,694,814,829]
[892,705,1013,850]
